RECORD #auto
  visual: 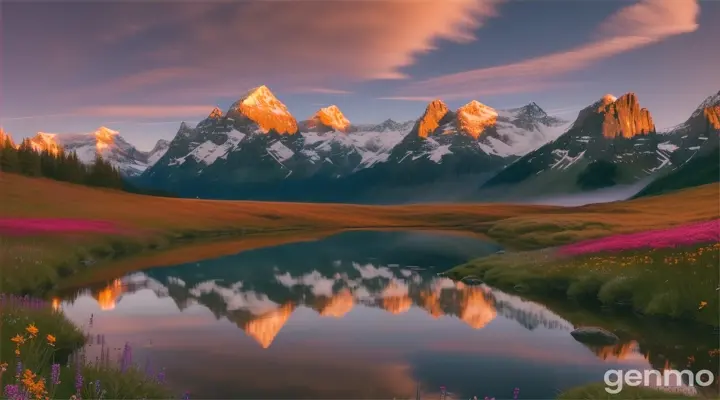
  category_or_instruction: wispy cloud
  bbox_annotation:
[378,96,437,102]
[0,112,79,122]
[72,105,214,118]
[390,0,700,99]
[293,87,354,95]
[5,0,503,107]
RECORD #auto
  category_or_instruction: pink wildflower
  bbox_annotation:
[558,219,720,256]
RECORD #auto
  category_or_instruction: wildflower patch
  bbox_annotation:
[557,219,720,256]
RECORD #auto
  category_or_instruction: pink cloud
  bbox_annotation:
[391,0,701,99]
[292,87,354,95]
[68,0,502,99]
[73,105,214,118]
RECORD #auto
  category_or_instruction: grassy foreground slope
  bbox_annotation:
[1,174,718,294]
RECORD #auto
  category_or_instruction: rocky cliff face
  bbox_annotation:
[417,100,450,138]
[456,100,498,139]
[601,93,655,138]
[226,85,298,135]
[572,94,617,129]
[704,105,720,131]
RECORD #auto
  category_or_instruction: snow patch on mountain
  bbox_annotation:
[268,141,294,163]
[147,140,170,165]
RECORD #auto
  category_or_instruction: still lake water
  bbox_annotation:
[56,231,716,399]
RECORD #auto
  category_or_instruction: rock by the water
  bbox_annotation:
[570,326,619,345]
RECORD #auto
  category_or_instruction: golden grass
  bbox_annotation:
[1,174,718,295]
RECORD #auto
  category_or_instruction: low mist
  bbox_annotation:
[518,177,654,207]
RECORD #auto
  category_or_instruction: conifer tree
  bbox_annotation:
[0,136,20,172]
[17,139,42,176]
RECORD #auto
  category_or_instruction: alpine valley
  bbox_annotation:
[12,86,720,204]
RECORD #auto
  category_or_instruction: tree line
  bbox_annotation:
[0,136,175,196]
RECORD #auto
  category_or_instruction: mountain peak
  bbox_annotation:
[572,93,620,129]
[689,90,720,131]
[93,127,120,152]
[519,102,548,118]
[228,85,298,135]
[417,99,450,138]
[601,94,618,103]
[601,93,655,138]
[30,132,61,155]
[312,105,351,132]
[237,85,275,107]
[208,106,224,119]
[456,100,498,139]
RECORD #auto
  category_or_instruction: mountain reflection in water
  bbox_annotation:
[62,267,574,349]
[55,231,717,399]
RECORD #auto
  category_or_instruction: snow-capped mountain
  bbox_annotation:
[27,127,168,177]
[390,99,570,165]
[480,91,718,198]
[300,105,351,133]
[660,90,720,164]
[140,85,572,201]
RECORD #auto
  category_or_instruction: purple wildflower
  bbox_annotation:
[94,380,101,395]
[157,369,166,384]
[51,363,61,385]
[513,387,520,400]
[120,342,132,372]
[75,366,83,396]
[15,361,22,378]
[183,391,190,400]
[4,384,19,399]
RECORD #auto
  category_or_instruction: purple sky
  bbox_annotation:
[2,0,718,150]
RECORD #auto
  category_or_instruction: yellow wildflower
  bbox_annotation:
[15,349,20,356]
[699,301,708,310]
[26,324,39,337]
[21,369,48,400]
[46,334,56,346]
[0,362,8,372]
[11,334,25,344]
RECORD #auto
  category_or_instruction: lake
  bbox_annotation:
[55,231,718,399]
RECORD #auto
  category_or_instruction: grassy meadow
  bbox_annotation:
[1,174,718,296]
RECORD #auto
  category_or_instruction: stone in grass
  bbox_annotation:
[570,326,619,345]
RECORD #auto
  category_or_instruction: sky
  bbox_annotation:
[2,0,719,151]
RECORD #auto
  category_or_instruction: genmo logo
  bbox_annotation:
[604,369,715,394]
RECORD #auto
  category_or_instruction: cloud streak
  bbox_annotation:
[72,105,215,118]
[391,0,700,99]
[3,0,503,107]
[293,88,354,95]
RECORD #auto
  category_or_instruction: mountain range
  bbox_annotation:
[6,86,719,203]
